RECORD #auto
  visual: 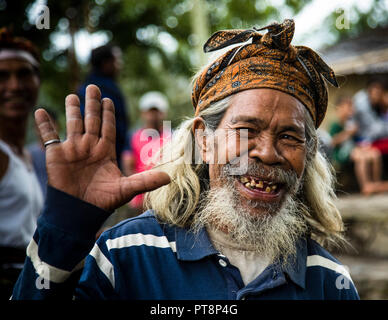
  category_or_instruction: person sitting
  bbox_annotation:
[328,96,379,194]
[352,77,388,194]
[353,77,388,152]
[329,96,358,169]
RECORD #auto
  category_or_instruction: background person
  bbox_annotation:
[78,44,129,169]
[122,91,171,210]
[329,96,358,168]
[351,77,388,194]
[353,77,388,151]
[0,28,43,299]
[329,96,384,194]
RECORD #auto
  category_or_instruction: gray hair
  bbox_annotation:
[145,96,346,249]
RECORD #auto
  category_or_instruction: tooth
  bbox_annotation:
[257,181,263,188]
[241,177,249,183]
[245,182,251,188]
[272,185,277,190]
[250,179,255,185]
[265,187,271,193]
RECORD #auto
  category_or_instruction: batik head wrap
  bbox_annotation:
[192,19,338,128]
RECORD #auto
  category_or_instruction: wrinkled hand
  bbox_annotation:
[34,84,170,212]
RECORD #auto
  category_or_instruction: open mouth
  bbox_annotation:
[236,175,284,197]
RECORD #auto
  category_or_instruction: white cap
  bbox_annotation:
[139,91,169,112]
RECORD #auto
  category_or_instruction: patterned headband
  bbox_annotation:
[192,19,338,128]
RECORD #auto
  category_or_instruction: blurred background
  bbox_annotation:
[1,0,387,132]
[1,0,388,299]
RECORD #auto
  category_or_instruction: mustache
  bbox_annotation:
[221,161,300,192]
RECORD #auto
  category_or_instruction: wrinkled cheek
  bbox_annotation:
[213,131,250,175]
[283,146,307,179]
[295,155,307,179]
[208,163,224,188]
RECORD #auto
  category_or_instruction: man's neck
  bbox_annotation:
[0,116,28,155]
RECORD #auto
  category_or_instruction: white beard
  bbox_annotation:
[192,178,308,267]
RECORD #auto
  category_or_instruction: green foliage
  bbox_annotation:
[1,0,386,137]
[323,0,388,45]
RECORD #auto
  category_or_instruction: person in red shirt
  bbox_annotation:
[122,91,171,210]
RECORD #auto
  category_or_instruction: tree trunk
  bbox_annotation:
[190,0,210,67]
[68,18,79,92]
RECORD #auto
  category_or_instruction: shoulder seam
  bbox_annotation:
[105,211,157,233]
[306,255,353,283]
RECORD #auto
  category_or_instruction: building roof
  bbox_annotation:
[321,26,388,75]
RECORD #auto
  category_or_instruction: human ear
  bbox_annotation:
[192,117,213,164]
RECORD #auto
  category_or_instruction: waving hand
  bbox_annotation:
[34,84,170,212]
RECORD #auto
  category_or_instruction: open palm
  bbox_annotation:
[35,85,170,212]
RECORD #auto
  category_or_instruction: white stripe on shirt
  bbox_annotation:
[89,234,176,289]
[105,233,177,252]
[306,255,353,283]
[27,239,83,283]
[89,243,115,288]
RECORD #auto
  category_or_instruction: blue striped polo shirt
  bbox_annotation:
[12,186,359,300]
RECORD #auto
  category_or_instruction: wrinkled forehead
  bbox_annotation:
[226,88,308,127]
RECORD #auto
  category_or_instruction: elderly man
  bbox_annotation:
[0,28,43,299]
[12,20,358,300]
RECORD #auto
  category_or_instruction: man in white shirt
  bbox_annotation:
[0,28,43,299]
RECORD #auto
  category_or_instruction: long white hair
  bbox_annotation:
[145,95,347,249]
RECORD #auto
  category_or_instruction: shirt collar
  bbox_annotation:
[174,225,307,289]
[280,237,307,289]
[175,226,218,261]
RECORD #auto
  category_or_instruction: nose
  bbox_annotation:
[248,135,283,165]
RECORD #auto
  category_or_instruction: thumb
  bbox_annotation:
[120,170,171,201]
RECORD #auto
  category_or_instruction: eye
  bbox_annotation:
[279,133,304,143]
[280,134,294,140]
